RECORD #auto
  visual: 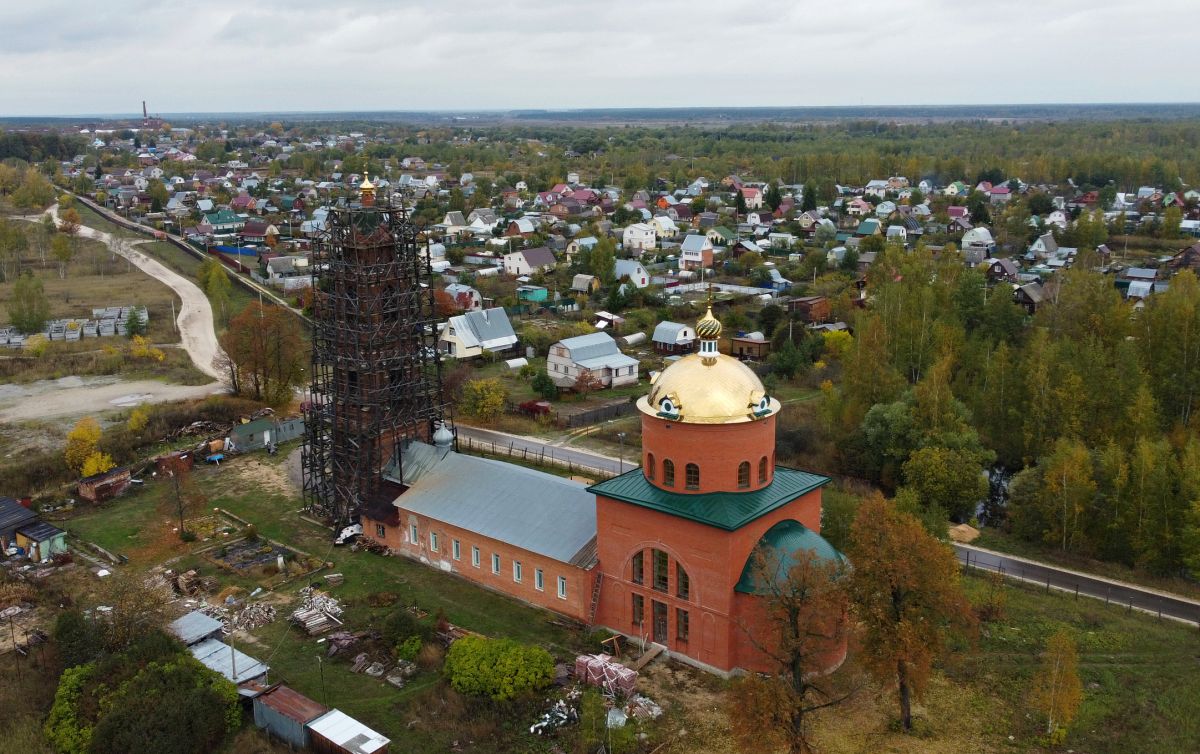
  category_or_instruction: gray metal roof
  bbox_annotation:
[169,610,224,646]
[450,308,517,351]
[652,321,692,343]
[0,497,37,532]
[395,443,597,566]
[189,637,269,683]
[558,332,620,362]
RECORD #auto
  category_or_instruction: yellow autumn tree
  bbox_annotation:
[127,406,150,433]
[65,416,103,473]
[80,451,116,478]
[1030,628,1083,740]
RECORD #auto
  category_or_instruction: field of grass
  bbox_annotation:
[0,231,180,343]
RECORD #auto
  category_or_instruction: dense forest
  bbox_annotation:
[789,244,1200,577]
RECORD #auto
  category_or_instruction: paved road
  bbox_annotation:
[956,544,1200,626]
[456,425,635,475]
[457,425,1200,626]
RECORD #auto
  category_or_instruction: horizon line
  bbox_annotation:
[4,101,1200,121]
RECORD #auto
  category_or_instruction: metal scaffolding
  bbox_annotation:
[301,199,447,526]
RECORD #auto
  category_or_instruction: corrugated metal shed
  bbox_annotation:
[395,442,597,566]
[254,684,328,749]
[0,496,37,534]
[307,709,390,754]
[590,466,830,531]
[189,637,269,684]
[168,610,223,646]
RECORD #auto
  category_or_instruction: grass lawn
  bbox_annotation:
[948,572,1200,754]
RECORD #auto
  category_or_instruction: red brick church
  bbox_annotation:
[363,307,845,675]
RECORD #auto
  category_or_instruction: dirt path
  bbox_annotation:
[33,204,225,380]
[0,375,223,422]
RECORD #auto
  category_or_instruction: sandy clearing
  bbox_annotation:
[0,375,223,422]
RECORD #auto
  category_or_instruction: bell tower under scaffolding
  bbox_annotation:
[302,177,447,527]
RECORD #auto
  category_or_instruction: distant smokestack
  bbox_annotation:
[142,100,148,119]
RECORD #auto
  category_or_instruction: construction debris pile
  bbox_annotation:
[574,653,638,696]
[164,569,219,597]
[179,599,278,634]
[290,587,343,635]
[530,692,582,736]
[345,651,417,688]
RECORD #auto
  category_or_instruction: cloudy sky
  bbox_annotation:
[1,0,1196,116]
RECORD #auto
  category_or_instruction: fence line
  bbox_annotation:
[960,550,1198,628]
[457,436,615,480]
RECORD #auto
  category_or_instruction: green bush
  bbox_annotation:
[53,609,100,669]
[442,636,554,701]
[382,609,433,646]
[397,636,422,662]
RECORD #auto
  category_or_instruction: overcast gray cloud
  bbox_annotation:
[0,0,1196,116]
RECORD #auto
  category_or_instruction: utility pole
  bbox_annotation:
[169,468,185,538]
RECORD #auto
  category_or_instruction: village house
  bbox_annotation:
[546,332,639,388]
[652,321,697,354]
[740,186,763,209]
[679,234,714,271]
[502,247,556,276]
[623,223,657,253]
[438,308,519,359]
[614,259,651,289]
[444,283,483,311]
[730,331,770,361]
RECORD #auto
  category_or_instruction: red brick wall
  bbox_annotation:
[593,487,823,673]
[361,509,593,623]
[641,415,777,494]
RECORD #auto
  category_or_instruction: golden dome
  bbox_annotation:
[360,172,376,191]
[696,306,722,339]
[638,353,780,425]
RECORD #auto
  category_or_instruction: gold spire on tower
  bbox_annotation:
[360,171,376,206]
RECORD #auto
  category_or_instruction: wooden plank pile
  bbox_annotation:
[290,587,344,635]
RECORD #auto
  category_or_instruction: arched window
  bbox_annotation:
[663,459,675,487]
[759,456,769,483]
[676,563,690,600]
[646,453,655,480]
[737,461,750,489]
[685,463,700,490]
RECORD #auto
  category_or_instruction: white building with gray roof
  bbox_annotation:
[437,307,518,359]
[546,332,639,388]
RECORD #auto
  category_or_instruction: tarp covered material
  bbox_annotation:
[214,245,260,257]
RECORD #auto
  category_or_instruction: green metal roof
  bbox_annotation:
[734,519,846,594]
[589,467,830,531]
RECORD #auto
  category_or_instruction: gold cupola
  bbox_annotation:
[360,171,376,206]
[696,305,722,363]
